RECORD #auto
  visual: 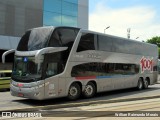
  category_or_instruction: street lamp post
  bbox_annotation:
[127,28,131,39]
[104,26,110,33]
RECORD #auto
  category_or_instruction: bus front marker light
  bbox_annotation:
[17,83,24,87]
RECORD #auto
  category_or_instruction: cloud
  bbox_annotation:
[89,2,160,41]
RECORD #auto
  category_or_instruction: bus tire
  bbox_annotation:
[83,82,96,98]
[68,83,81,100]
[136,78,143,90]
[143,78,149,89]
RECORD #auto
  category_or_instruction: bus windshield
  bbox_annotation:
[12,56,43,81]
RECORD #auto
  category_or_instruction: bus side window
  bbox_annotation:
[77,33,95,52]
[46,63,58,77]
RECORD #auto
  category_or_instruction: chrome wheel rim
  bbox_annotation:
[85,85,93,96]
[69,86,78,97]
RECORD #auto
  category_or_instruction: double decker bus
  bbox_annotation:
[2,26,158,100]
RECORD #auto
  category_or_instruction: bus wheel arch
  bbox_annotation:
[143,77,150,89]
[136,77,144,90]
[67,82,82,100]
[82,81,97,98]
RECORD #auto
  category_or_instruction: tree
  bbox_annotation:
[146,36,160,47]
[146,36,160,58]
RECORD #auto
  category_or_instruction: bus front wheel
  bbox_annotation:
[83,82,96,98]
[68,83,81,100]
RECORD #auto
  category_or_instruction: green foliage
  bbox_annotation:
[146,36,160,47]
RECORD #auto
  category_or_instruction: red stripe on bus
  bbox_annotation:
[75,76,96,80]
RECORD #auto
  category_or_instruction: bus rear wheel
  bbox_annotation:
[83,82,96,98]
[143,78,149,89]
[68,83,81,100]
[136,78,143,90]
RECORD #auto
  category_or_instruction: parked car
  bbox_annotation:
[0,70,12,90]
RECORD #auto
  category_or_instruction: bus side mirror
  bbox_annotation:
[35,47,68,63]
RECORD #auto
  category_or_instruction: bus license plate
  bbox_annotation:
[18,93,24,97]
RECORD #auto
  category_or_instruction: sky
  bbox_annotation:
[89,0,160,41]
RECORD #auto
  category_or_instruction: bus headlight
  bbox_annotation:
[34,92,40,96]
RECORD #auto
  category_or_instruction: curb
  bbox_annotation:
[1,95,160,112]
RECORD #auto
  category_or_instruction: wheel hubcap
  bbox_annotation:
[144,80,148,87]
[85,85,93,95]
[70,87,77,96]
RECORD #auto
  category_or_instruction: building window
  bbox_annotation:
[62,15,77,27]
[43,0,78,27]
[63,0,78,4]
[43,0,61,13]
[62,1,78,16]
[43,12,61,26]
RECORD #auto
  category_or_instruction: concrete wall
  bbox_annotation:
[0,0,43,37]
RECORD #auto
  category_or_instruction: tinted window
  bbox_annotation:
[28,27,53,51]
[97,34,157,56]
[123,64,138,74]
[17,27,53,51]
[43,52,64,78]
[17,31,31,51]
[71,63,139,77]
[46,63,58,77]
[124,40,136,54]
[49,28,79,47]
[49,28,79,66]
[98,35,112,51]
[71,63,98,77]
[77,33,96,52]
[112,38,127,53]
[134,42,143,55]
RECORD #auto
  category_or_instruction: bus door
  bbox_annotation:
[43,52,65,98]
[44,62,59,98]
[44,62,66,98]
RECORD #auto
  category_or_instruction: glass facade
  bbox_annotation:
[43,0,78,27]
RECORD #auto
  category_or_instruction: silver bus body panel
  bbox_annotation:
[64,29,158,93]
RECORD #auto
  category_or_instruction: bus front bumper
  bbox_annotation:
[10,83,44,100]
